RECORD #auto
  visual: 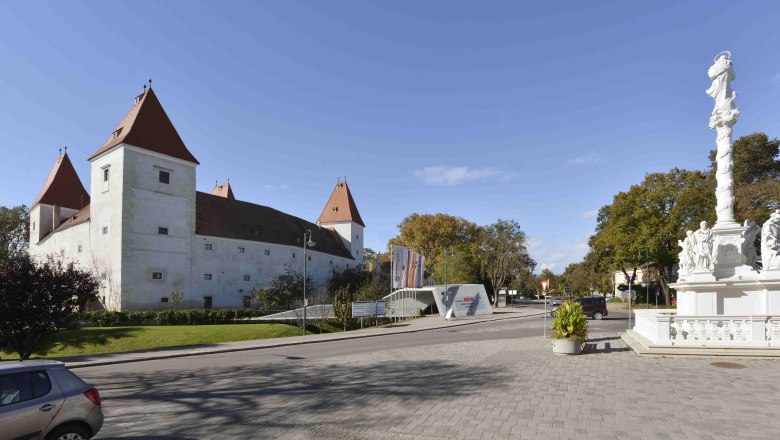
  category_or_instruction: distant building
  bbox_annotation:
[29,87,364,311]
[612,265,659,300]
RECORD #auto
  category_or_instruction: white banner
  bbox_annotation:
[392,246,425,288]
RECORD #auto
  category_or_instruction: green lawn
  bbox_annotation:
[0,323,313,360]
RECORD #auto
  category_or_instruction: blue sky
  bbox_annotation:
[3,1,780,273]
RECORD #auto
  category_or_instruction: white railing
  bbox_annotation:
[382,288,424,318]
[634,310,780,347]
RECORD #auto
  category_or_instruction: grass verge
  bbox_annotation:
[0,323,307,360]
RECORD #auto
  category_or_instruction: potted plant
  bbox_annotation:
[551,301,588,355]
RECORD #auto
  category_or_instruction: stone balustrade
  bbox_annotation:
[634,309,780,347]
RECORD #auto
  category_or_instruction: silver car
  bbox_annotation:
[0,360,103,440]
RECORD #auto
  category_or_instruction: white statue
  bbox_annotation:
[694,221,714,271]
[677,230,696,273]
[742,220,760,268]
[706,52,739,226]
[761,211,780,270]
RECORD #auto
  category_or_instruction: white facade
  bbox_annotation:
[29,90,363,311]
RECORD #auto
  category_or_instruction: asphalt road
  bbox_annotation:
[79,307,631,439]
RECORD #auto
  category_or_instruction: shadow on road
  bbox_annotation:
[88,355,509,438]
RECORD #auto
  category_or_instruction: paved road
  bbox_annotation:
[79,309,780,439]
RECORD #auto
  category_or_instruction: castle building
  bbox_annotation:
[29,87,364,311]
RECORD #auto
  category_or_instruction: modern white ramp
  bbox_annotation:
[384,284,493,319]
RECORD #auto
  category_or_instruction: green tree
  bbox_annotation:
[252,267,313,311]
[389,213,480,276]
[430,243,481,285]
[560,262,594,296]
[587,168,713,305]
[709,133,780,225]
[332,285,352,331]
[0,254,99,359]
[478,219,534,306]
[0,205,29,261]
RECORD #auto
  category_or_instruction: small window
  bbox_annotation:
[103,168,110,182]
[204,274,212,280]
[263,250,270,256]
[159,170,170,184]
[291,252,296,259]
[203,296,213,309]
[60,249,65,257]
[32,221,35,231]
[204,244,212,251]
[331,207,338,213]
[111,128,122,140]
[308,256,311,261]
[152,272,163,280]
[77,244,83,253]
[160,297,169,303]
[243,275,251,281]
[102,226,108,235]
[329,260,333,265]
[158,227,168,235]
[238,247,245,254]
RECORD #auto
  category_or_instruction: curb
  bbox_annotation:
[65,310,545,369]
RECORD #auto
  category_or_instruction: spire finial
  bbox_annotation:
[143,83,147,92]
[148,78,152,90]
[227,178,230,184]
[64,145,67,154]
[58,148,62,156]
[215,180,218,187]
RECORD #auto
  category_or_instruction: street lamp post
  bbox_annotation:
[302,229,316,336]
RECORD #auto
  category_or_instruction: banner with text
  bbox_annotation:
[392,246,425,288]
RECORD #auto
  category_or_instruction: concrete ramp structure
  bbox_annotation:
[384,284,493,319]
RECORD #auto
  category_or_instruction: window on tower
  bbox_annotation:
[159,170,170,184]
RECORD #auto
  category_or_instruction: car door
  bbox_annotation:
[0,370,64,440]
[579,297,593,315]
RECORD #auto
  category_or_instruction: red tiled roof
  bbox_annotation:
[32,153,90,210]
[317,180,365,227]
[88,88,199,164]
[212,182,235,200]
[196,192,354,259]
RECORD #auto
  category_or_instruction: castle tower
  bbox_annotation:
[212,181,235,199]
[87,86,199,310]
[29,151,90,244]
[317,179,365,264]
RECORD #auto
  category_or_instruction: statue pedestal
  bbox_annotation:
[711,224,753,279]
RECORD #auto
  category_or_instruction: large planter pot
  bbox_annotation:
[552,338,583,355]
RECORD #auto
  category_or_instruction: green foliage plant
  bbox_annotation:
[551,301,588,342]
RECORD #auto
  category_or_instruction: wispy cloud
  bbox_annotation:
[527,236,589,274]
[580,209,599,219]
[568,155,603,166]
[264,183,290,191]
[415,166,511,186]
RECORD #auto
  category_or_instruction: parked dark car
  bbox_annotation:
[0,360,103,440]
[550,296,608,320]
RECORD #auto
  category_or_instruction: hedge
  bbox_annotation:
[80,308,266,327]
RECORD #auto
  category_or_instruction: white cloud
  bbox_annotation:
[528,236,589,274]
[567,155,603,166]
[415,166,510,186]
[264,183,290,191]
[580,209,599,219]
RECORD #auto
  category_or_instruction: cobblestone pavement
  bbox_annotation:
[90,319,780,440]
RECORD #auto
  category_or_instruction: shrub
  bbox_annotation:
[81,308,265,327]
[551,301,588,341]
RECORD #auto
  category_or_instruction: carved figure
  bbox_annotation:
[761,211,780,270]
[694,221,714,271]
[677,230,696,273]
[742,220,760,268]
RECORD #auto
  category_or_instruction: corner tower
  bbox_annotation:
[29,151,90,244]
[87,86,199,310]
[317,179,364,264]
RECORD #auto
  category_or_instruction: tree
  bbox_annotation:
[478,219,533,306]
[332,285,352,331]
[587,168,714,305]
[362,248,379,272]
[389,213,480,276]
[709,133,780,225]
[169,288,184,310]
[0,205,29,261]
[430,243,481,285]
[252,267,313,311]
[560,262,594,296]
[0,254,99,359]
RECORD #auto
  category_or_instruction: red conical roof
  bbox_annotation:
[212,182,235,200]
[317,180,365,227]
[88,88,199,164]
[32,153,90,210]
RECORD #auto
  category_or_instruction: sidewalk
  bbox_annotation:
[64,305,545,369]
